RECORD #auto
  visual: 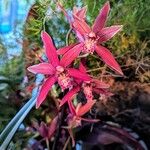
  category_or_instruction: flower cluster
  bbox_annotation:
[27,1,123,146]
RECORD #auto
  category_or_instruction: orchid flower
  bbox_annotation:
[58,1,123,75]
[79,62,112,101]
[27,31,91,108]
[60,62,111,107]
[66,100,99,146]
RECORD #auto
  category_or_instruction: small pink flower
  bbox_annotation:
[58,1,123,75]
[66,101,99,146]
[59,63,112,108]
[27,31,90,108]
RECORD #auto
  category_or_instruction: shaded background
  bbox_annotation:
[0,0,149,149]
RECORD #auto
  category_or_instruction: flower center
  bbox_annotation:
[56,66,72,91]
[83,32,97,54]
[82,82,93,101]
[56,66,64,73]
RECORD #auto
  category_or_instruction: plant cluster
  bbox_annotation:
[27,1,123,147]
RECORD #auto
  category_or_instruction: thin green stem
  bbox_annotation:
[66,28,72,46]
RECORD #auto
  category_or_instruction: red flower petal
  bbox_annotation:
[76,100,96,117]
[60,43,83,67]
[27,63,55,75]
[76,30,85,42]
[57,43,78,55]
[67,68,91,81]
[92,1,110,33]
[73,18,91,36]
[36,76,56,108]
[95,45,123,75]
[68,100,76,115]
[41,31,59,67]
[79,62,87,73]
[59,86,80,107]
[98,25,123,43]
[73,6,87,20]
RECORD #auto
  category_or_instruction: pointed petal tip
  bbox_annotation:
[92,1,110,32]
[95,45,124,76]
[113,65,124,76]
[116,25,123,31]
[118,70,124,76]
[36,102,40,109]
[27,66,36,74]
[105,1,110,7]
[27,63,55,75]
[59,103,63,108]
[41,31,47,37]
[41,31,46,39]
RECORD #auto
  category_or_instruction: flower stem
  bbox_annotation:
[66,28,72,46]
[46,138,50,150]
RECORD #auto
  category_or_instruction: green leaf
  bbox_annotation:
[0,74,44,149]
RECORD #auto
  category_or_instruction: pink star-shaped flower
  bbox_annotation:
[28,31,91,108]
[58,1,123,75]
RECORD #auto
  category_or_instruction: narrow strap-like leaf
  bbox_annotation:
[0,74,44,149]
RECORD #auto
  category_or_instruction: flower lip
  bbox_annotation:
[56,65,64,73]
[88,32,96,38]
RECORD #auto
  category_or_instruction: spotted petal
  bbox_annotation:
[27,63,55,75]
[41,31,59,67]
[92,1,110,33]
[95,45,123,75]
[60,43,83,67]
[36,76,56,108]
[98,25,123,43]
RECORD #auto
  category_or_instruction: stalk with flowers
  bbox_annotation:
[27,1,123,147]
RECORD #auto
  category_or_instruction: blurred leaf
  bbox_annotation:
[76,122,146,150]
[0,74,44,149]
